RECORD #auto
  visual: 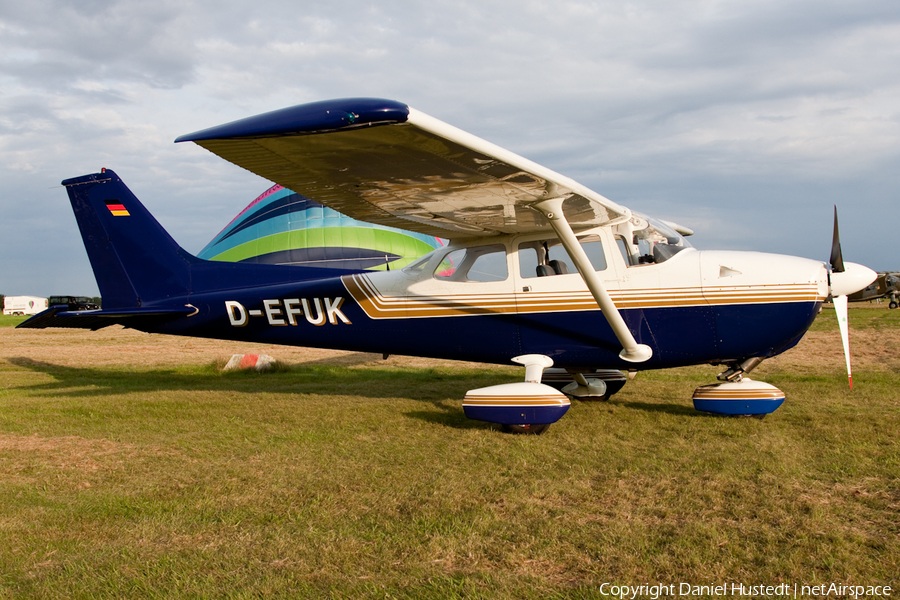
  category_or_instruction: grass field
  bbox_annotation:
[1,307,898,599]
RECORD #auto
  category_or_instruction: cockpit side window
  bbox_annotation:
[518,235,607,278]
[433,244,508,282]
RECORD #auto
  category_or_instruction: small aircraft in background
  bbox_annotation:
[20,98,877,433]
[848,272,899,309]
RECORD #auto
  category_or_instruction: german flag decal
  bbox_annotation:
[105,200,130,216]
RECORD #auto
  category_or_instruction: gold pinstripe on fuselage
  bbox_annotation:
[342,273,826,320]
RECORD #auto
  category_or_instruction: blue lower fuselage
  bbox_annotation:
[146,274,821,370]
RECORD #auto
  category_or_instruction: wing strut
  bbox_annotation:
[532,197,652,363]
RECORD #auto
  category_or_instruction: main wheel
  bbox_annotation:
[501,423,551,435]
[889,301,898,309]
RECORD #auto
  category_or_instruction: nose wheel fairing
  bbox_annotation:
[692,378,785,416]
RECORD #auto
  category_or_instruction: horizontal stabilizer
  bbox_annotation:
[17,306,196,331]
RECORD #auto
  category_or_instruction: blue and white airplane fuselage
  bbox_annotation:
[37,170,826,371]
[160,245,826,371]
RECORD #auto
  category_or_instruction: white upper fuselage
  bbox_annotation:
[345,226,830,320]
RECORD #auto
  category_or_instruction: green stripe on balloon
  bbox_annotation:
[207,227,439,269]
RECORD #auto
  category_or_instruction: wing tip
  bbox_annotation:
[175,98,410,143]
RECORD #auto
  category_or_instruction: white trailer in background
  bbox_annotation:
[3,296,48,316]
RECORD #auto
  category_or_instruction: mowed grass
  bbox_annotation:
[0,315,27,328]
[1,308,898,598]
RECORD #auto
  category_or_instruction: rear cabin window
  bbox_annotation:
[518,235,607,278]
[433,244,508,282]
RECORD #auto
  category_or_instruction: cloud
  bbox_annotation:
[0,0,197,90]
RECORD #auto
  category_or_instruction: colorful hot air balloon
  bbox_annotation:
[198,185,444,270]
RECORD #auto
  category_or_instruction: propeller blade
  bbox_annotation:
[832,294,852,389]
[830,205,845,273]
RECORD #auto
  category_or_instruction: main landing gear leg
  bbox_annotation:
[541,368,629,401]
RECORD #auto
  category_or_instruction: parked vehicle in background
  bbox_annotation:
[3,296,48,316]
[47,296,100,311]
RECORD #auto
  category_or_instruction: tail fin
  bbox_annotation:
[61,169,364,312]
[63,170,196,309]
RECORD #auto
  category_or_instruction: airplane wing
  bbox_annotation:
[176,98,631,240]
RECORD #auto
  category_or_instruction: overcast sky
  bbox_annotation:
[2,0,899,297]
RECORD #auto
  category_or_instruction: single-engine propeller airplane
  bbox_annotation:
[849,272,899,309]
[20,98,878,432]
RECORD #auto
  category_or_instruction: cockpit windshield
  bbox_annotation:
[615,214,693,266]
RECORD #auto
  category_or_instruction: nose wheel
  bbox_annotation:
[501,423,552,435]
